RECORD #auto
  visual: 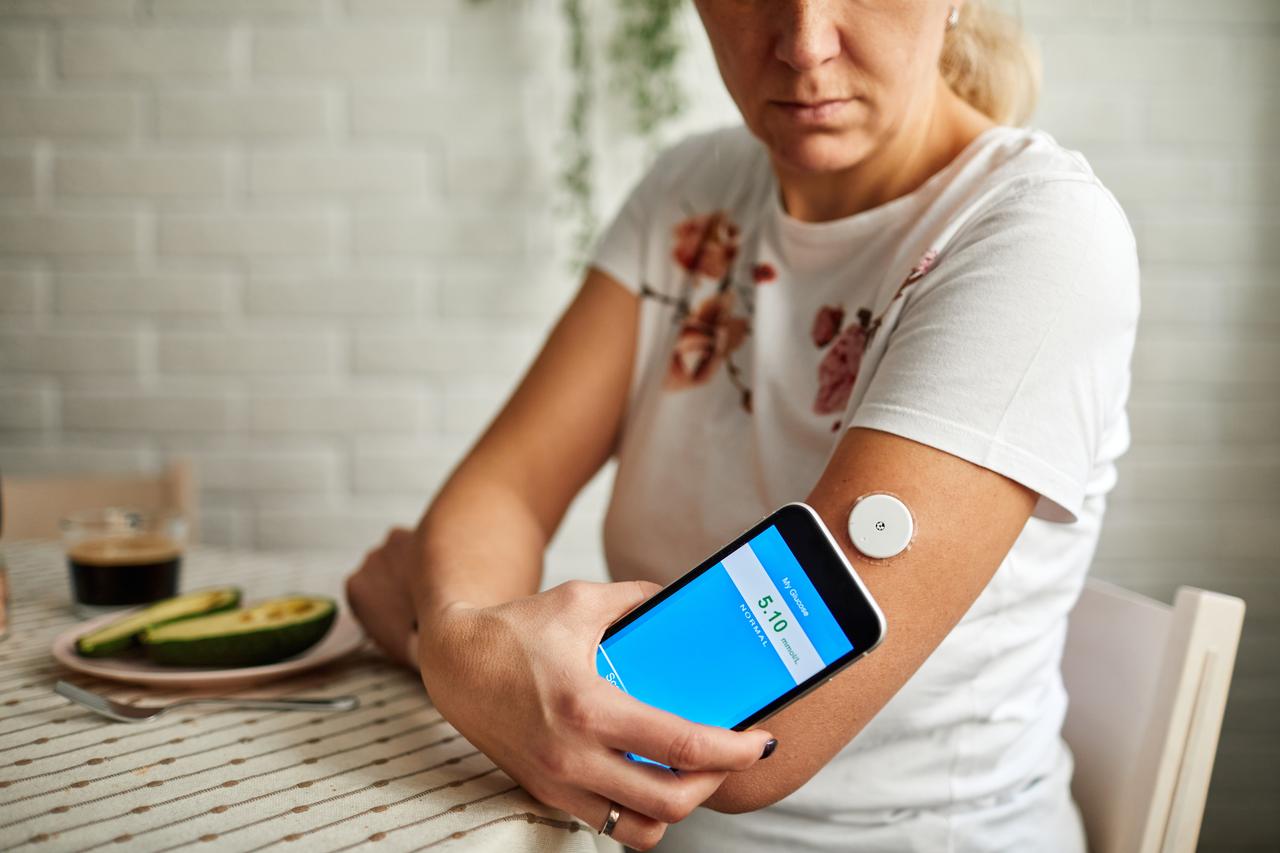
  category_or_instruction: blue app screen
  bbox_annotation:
[595,524,853,732]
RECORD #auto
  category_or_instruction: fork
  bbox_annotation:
[55,680,360,723]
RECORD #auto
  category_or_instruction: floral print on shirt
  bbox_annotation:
[640,207,941,423]
[810,248,939,428]
[813,307,872,416]
[665,289,749,391]
[672,211,740,280]
[640,209,760,412]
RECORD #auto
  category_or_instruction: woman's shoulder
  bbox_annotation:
[933,126,1140,314]
[970,124,1105,190]
[928,124,1138,279]
[966,125,1132,235]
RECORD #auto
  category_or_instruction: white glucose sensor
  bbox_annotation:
[847,492,915,560]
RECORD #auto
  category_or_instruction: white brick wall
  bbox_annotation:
[0,2,1274,849]
[0,92,139,137]
[58,28,234,78]
[56,272,236,314]
[55,153,230,198]
[252,28,445,77]
[154,92,331,139]
[0,29,43,79]
[61,392,237,432]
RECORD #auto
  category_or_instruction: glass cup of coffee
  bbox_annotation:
[60,508,187,619]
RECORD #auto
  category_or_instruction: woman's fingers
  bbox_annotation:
[344,527,422,669]
[591,684,775,772]
[554,579,663,626]
[546,786,667,851]
[581,751,730,826]
[345,567,414,667]
[410,578,762,849]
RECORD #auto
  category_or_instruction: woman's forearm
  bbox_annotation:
[409,460,551,625]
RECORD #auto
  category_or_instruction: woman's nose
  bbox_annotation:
[774,0,842,72]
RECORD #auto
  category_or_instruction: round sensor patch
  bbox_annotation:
[847,492,914,560]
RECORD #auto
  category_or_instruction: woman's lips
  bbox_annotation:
[772,98,852,125]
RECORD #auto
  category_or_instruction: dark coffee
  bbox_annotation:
[67,534,181,607]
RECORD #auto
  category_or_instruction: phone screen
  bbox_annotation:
[595,523,855,732]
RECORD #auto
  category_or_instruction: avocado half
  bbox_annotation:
[140,595,336,667]
[75,587,242,658]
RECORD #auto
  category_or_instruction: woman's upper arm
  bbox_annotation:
[460,266,638,540]
[706,425,1038,813]
[706,177,1139,812]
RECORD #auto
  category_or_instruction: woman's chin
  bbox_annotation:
[759,126,872,176]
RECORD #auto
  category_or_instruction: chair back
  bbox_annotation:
[0,459,198,542]
[1062,578,1244,853]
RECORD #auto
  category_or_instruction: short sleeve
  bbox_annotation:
[588,151,672,295]
[588,128,747,295]
[847,177,1140,524]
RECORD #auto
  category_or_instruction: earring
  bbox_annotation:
[945,5,959,30]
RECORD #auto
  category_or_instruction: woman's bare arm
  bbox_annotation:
[349,265,775,851]
[705,425,1038,813]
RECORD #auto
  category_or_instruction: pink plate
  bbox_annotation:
[51,603,366,689]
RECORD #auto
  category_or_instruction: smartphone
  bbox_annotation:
[595,502,886,763]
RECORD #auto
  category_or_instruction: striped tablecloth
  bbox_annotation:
[0,542,611,853]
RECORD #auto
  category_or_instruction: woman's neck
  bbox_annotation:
[774,80,995,223]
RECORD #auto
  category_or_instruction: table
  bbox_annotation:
[0,543,612,853]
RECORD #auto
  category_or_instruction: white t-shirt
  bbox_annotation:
[590,123,1139,852]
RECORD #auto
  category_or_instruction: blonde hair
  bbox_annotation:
[940,1,1041,126]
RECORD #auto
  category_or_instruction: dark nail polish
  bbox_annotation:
[760,738,778,760]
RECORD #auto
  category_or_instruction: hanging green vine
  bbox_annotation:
[609,0,685,139]
[560,0,597,257]
[466,0,686,260]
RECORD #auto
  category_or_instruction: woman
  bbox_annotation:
[345,1,1139,850]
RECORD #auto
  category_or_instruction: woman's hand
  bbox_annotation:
[346,527,422,669]
[347,530,777,848]
[417,579,777,850]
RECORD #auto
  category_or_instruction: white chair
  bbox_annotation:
[1061,578,1245,853]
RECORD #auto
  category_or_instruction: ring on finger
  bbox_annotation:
[598,802,621,837]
